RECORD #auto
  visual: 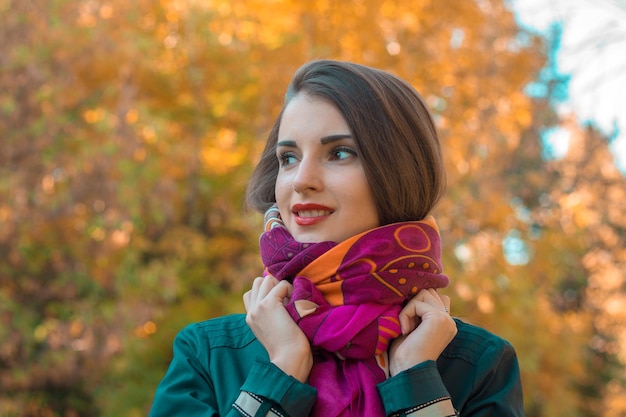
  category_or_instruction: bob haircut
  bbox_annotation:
[246,60,445,225]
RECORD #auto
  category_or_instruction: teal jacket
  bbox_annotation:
[149,314,524,416]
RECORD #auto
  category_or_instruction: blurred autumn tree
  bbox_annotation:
[1,0,624,416]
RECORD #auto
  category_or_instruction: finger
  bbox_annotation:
[400,290,450,333]
[255,275,279,300]
[250,276,266,298]
[244,277,263,310]
[423,288,448,312]
[399,298,427,334]
[399,312,420,335]
[244,276,273,310]
[279,281,294,305]
[269,280,293,304]
[427,289,450,314]
[441,294,451,314]
[426,288,444,304]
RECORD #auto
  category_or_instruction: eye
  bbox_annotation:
[330,146,357,161]
[278,151,298,167]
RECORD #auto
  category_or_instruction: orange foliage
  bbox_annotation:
[1,0,624,416]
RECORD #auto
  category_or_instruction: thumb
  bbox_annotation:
[271,279,293,303]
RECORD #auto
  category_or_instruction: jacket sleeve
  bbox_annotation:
[237,361,317,416]
[457,341,524,416]
[377,340,524,417]
[377,360,459,417]
[149,325,317,417]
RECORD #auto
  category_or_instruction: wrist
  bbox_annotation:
[271,346,313,383]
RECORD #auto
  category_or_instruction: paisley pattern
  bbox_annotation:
[259,209,448,417]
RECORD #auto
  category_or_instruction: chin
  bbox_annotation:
[291,231,334,244]
[294,235,326,244]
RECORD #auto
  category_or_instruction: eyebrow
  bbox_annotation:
[276,134,353,148]
[321,134,353,144]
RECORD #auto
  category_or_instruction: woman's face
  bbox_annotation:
[274,93,380,243]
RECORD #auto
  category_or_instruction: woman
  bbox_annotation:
[149,60,524,417]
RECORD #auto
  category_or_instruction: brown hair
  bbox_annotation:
[246,60,445,224]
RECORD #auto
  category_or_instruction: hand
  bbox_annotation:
[388,288,457,377]
[243,275,313,382]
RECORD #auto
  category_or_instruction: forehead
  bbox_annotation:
[278,94,350,140]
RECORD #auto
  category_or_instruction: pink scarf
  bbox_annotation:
[260,209,448,417]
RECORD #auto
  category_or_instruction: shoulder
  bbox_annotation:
[441,318,516,365]
[437,319,524,414]
[176,313,256,351]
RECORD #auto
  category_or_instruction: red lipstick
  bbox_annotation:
[292,203,334,226]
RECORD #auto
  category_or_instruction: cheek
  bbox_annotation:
[274,178,290,211]
[351,174,376,203]
[354,181,379,222]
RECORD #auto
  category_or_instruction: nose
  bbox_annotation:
[292,157,323,193]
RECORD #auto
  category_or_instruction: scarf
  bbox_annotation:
[260,207,449,417]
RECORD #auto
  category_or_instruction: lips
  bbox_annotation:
[296,209,331,218]
[292,203,334,226]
